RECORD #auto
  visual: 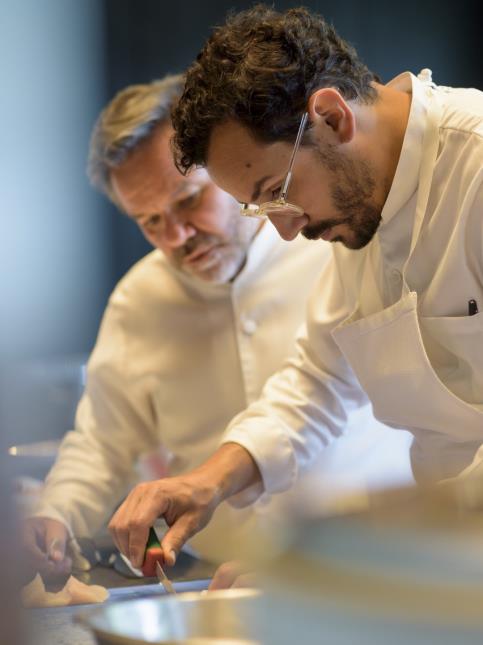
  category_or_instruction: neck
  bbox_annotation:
[353,82,412,206]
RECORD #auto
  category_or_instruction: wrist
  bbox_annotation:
[193,443,261,503]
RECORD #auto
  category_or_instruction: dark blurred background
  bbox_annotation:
[1,0,481,448]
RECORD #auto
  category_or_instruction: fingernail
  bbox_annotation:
[168,550,176,566]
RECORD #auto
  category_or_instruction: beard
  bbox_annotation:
[302,144,383,250]
[170,212,260,283]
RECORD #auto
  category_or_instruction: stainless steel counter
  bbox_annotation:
[26,552,216,645]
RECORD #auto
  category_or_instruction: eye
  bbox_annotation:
[270,187,281,201]
[143,214,162,230]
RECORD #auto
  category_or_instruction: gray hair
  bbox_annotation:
[87,74,184,203]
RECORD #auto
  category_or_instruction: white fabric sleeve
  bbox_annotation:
[32,297,158,538]
[222,254,369,499]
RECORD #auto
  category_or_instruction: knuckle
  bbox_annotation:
[180,515,201,538]
[135,482,148,494]
[108,519,119,532]
[127,518,145,532]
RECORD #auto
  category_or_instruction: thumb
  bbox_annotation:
[161,515,199,567]
[45,521,68,562]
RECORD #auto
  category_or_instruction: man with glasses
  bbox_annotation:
[24,75,410,578]
[108,5,483,573]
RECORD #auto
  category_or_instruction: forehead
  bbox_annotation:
[111,125,207,212]
[206,119,291,202]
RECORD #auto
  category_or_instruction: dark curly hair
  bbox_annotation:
[173,5,379,174]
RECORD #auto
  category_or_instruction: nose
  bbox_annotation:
[157,215,196,248]
[268,213,308,241]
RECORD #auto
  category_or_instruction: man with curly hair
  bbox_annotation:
[110,6,483,570]
[24,74,411,578]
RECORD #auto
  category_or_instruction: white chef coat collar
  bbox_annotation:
[380,72,430,225]
[162,220,280,298]
[232,221,282,285]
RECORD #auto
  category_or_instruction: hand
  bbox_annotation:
[23,517,72,581]
[109,472,220,570]
[208,560,257,590]
[108,443,261,570]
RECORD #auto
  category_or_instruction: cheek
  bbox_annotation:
[193,189,237,236]
[140,227,171,254]
[293,165,334,215]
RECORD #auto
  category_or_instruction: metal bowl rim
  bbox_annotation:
[75,587,262,644]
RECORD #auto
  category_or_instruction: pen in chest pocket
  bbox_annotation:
[468,299,478,316]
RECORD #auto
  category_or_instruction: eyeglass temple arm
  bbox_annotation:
[280,112,309,199]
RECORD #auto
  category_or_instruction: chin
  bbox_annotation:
[337,231,374,250]
[190,263,234,284]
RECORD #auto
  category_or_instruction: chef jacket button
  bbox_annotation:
[391,269,402,283]
[418,68,433,84]
[242,318,257,335]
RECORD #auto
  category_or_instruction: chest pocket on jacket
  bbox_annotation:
[419,312,483,406]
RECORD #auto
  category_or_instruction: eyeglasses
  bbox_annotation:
[240,112,308,219]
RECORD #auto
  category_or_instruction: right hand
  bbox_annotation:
[108,443,261,570]
[208,560,257,590]
[23,517,72,580]
[108,471,220,570]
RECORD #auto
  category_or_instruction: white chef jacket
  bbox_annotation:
[34,222,412,559]
[223,71,483,495]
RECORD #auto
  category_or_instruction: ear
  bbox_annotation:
[307,88,355,145]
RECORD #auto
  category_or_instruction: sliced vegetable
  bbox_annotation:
[141,527,164,577]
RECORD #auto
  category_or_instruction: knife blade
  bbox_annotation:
[156,560,177,594]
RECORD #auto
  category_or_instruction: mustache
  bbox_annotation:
[173,233,220,259]
[302,218,347,241]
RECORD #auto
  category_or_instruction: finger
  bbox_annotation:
[161,514,200,567]
[123,485,170,567]
[24,520,47,558]
[109,485,149,558]
[107,513,121,553]
[40,555,73,583]
[108,516,129,559]
[232,572,257,589]
[128,523,150,569]
[24,520,57,571]
[108,500,133,558]
[45,522,68,563]
[209,561,244,590]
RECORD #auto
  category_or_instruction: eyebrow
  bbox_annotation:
[129,181,196,221]
[250,174,273,203]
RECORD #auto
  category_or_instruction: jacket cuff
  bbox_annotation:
[30,504,75,539]
[221,418,298,496]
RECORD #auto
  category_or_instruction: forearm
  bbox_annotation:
[220,259,368,496]
[38,428,138,537]
[190,442,262,502]
[221,338,368,496]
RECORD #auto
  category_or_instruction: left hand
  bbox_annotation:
[208,560,257,590]
[22,517,72,582]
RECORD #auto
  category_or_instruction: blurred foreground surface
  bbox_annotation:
[24,477,483,645]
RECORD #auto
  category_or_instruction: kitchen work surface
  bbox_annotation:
[26,550,215,645]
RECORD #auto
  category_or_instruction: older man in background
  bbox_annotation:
[24,75,411,578]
